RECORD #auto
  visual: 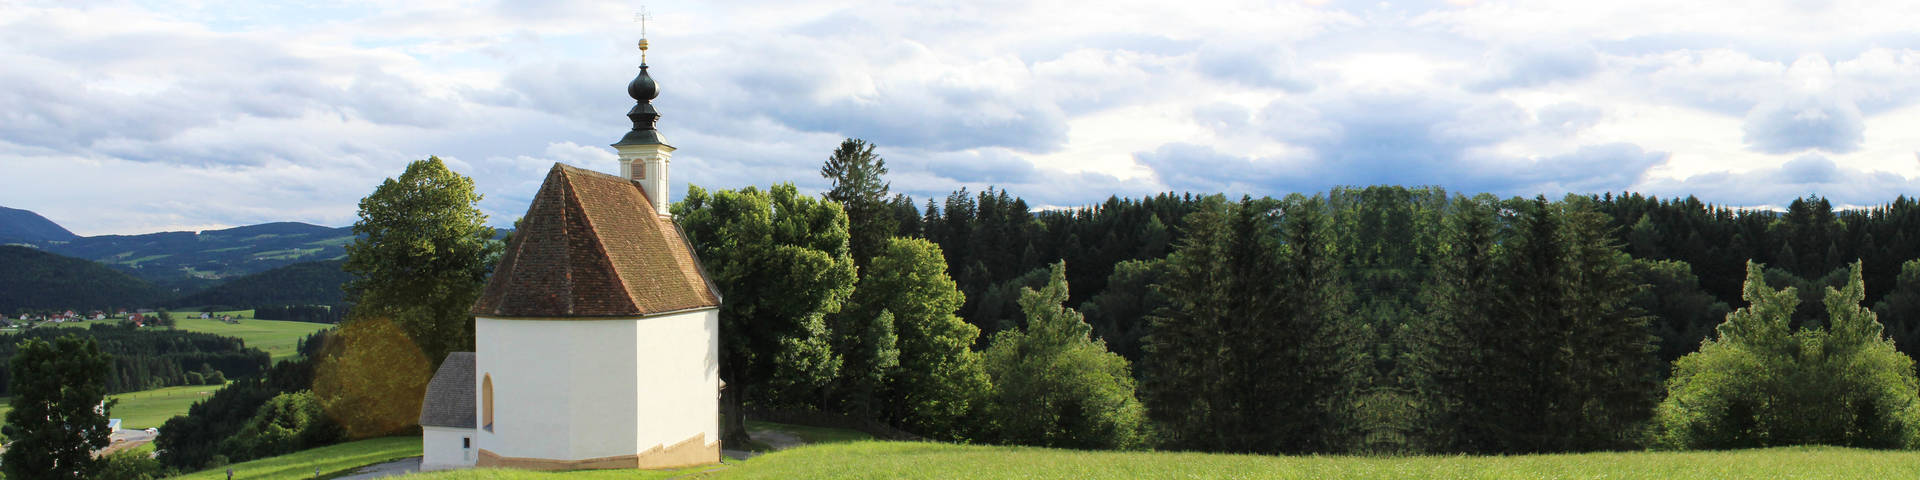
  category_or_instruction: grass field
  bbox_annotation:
[105,383,223,428]
[372,441,1920,479]
[0,383,222,429]
[170,313,331,362]
[175,436,420,480]
[7,310,330,362]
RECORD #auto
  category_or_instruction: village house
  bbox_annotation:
[419,36,722,472]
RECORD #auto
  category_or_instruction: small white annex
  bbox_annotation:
[420,40,724,472]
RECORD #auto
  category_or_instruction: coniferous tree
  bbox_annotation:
[1406,193,1503,453]
[1872,259,1920,359]
[819,138,897,270]
[1143,195,1351,454]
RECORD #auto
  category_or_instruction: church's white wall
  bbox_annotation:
[475,309,717,462]
[630,308,721,450]
[421,426,476,471]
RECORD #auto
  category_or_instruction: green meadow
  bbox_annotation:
[169,312,331,362]
[0,383,220,429]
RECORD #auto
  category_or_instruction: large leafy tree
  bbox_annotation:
[820,138,898,270]
[3,335,113,480]
[842,237,987,437]
[1656,261,1920,449]
[342,156,497,368]
[675,183,857,446]
[981,262,1146,449]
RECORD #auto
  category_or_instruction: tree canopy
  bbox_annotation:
[342,156,496,368]
[3,335,114,480]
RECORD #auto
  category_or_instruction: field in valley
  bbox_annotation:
[0,383,221,429]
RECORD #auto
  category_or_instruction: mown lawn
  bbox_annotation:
[0,383,221,429]
[175,436,419,480]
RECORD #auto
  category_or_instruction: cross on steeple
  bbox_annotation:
[634,7,652,64]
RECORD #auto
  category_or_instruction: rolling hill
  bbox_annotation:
[0,206,356,293]
[0,245,170,312]
[0,206,78,244]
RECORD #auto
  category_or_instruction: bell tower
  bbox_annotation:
[613,26,674,216]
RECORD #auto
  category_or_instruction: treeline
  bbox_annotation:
[169,260,351,311]
[254,304,348,324]
[714,139,1920,456]
[0,323,268,395]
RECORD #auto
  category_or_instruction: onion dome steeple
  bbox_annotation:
[615,37,668,147]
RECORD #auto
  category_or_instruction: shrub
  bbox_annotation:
[221,391,344,460]
[97,448,165,480]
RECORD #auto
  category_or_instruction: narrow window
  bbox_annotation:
[482,374,494,432]
[463,437,471,449]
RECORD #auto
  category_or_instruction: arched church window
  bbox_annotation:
[482,374,494,432]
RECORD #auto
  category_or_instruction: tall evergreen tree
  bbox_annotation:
[1872,259,1920,359]
[1143,195,1352,454]
[819,138,897,270]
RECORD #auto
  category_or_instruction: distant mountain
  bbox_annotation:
[0,245,169,313]
[0,206,78,244]
[37,221,356,293]
[170,259,352,309]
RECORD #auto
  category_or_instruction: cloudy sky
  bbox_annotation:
[6,0,1920,235]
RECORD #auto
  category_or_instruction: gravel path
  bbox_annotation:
[331,456,421,480]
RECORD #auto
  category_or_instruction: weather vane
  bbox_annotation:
[634,7,652,64]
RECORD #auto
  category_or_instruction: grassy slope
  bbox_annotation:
[175,437,419,480]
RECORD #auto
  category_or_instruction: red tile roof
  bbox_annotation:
[471,164,720,318]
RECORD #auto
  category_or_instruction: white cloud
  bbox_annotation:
[5,0,1920,236]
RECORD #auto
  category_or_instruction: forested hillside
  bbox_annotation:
[0,245,169,313]
[169,260,351,309]
[0,206,77,244]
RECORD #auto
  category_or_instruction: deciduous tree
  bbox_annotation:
[675,183,857,446]
[3,335,113,480]
[342,156,497,368]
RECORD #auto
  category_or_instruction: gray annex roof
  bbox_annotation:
[419,352,476,429]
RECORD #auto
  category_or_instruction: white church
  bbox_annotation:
[418,35,724,472]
